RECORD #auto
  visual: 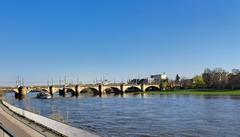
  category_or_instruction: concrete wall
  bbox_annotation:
[2,101,98,137]
[0,126,12,137]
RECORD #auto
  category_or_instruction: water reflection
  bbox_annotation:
[4,92,240,137]
[49,112,65,122]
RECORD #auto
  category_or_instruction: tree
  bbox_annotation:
[232,69,240,75]
[193,75,205,88]
[228,69,240,89]
[202,68,212,88]
[202,68,228,89]
[212,68,228,89]
[175,74,180,83]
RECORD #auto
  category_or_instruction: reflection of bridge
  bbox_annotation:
[11,84,162,97]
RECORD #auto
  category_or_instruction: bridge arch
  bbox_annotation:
[25,90,42,95]
[24,87,48,94]
[104,87,122,94]
[125,86,141,93]
[9,89,18,94]
[27,87,55,94]
[41,89,48,92]
[80,87,100,96]
[144,86,160,91]
[65,88,76,96]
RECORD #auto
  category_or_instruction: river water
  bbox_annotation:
[4,92,240,137]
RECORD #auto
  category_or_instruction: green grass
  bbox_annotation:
[129,89,240,96]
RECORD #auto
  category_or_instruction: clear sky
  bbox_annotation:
[0,0,240,86]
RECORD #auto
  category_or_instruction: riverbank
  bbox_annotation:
[0,99,54,137]
[0,90,7,99]
[0,90,65,137]
[0,90,99,137]
[134,89,240,96]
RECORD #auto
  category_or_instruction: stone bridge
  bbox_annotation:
[10,84,162,97]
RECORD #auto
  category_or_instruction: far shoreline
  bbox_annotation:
[0,90,7,100]
[127,89,240,96]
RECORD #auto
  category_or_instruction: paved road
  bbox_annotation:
[0,103,46,137]
[0,91,61,137]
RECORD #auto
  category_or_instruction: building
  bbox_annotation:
[150,73,167,84]
[181,79,194,89]
[127,78,149,85]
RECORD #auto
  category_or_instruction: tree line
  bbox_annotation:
[164,68,240,90]
[201,68,240,90]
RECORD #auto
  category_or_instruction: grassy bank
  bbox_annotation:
[133,90,240,96]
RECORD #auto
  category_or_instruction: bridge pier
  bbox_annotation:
[15,86,28,99]
[120,84,125,94]
[59,88,67,96]
[49,86,54,96]
[98,85,103,96]
[141,84,145,92]
[75,85,80,96]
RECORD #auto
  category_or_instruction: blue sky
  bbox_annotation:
[0,0,240,86]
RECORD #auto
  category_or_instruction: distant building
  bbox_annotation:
[128,78,148,85]
[150,73,167,84]
[128,79,138,84]
[181,79,194,89]
[138,79,148,84]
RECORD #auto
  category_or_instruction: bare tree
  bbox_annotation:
[202,68,212,88]
[202,68,228,89]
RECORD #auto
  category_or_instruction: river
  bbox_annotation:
[4,92,240,137]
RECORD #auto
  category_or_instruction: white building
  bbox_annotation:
[150,73,167,84]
